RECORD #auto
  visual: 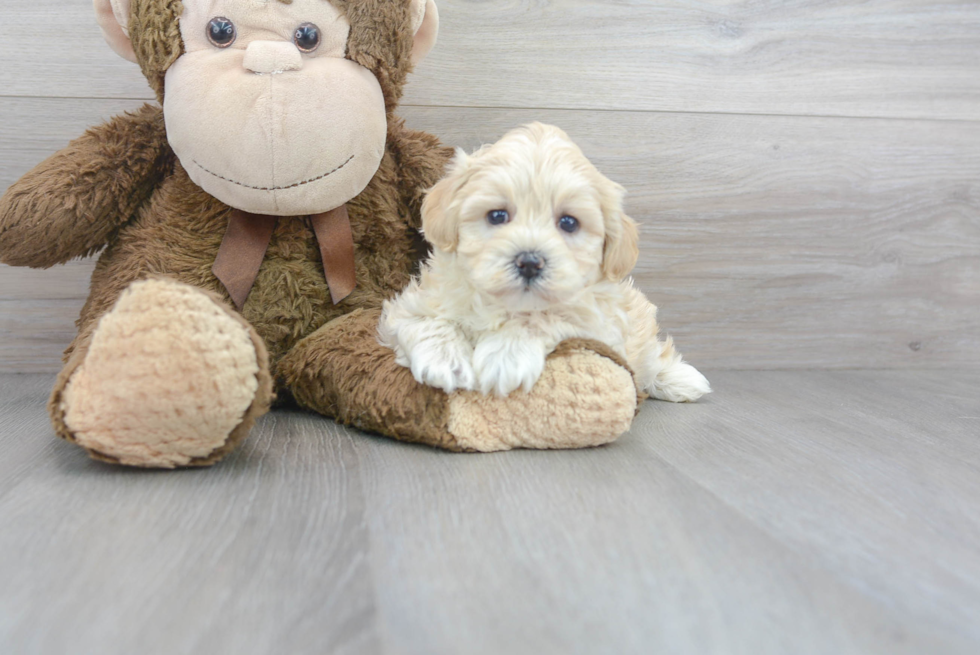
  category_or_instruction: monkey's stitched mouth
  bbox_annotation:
[192,154,355,191]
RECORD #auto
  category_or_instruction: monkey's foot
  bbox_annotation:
[51,278,273,468]
[282,309,638,453]
[446,339,638,451]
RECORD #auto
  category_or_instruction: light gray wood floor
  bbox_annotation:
[1,370,978,655]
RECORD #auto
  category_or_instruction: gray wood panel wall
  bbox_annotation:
[2,0,979,373]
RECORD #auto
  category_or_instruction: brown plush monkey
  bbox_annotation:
[0,0,639,468]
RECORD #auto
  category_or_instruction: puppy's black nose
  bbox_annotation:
[515,251,545,281]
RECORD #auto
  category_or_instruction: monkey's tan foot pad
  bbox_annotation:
[52,278,272,468]
[446,339,639,452]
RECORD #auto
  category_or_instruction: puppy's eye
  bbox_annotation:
[487,210,510,226]
[294,23,321,53]
[558,215,580,233]
[207,17,236,48]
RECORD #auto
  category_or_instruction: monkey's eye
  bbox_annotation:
[558,215,580,233]
[294,23,321,53]
[487,210,510,226]
[207,17,236,48]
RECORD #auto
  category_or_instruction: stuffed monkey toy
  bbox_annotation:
[0,0,639,468]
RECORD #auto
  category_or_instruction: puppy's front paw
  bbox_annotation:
[408,338,475,393]
[473,336,547,397]
[652,361,711,403]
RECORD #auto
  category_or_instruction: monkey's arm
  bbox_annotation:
[389,121,454,229]
[0,104,172,268]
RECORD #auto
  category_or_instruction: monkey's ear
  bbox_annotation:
[94,0,138,63]
[410,0,440,64]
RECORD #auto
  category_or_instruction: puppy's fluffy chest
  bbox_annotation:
[465,287,631,354]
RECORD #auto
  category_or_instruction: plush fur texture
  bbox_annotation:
[0,0,641,466]
[130,0,185,102]
[0,104,173,268]
[380,124,711,402]
[48,278,274,468]
[281,312,639,452]
[446,339,640,452]
[61,278,267,468]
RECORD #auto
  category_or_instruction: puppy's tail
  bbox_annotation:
[647,336,712,403]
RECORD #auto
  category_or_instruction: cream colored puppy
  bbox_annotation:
[379,123,710,402]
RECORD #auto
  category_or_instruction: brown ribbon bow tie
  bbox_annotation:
[212,205,357,310]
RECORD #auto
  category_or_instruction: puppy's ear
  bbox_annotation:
[422,149,468,252]
[600,181,640,281]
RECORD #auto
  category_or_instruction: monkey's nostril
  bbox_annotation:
[515,251,545,281]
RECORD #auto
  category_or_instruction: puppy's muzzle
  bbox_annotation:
[515,251,546,282]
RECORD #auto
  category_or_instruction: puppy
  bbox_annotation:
[379,123,710,402]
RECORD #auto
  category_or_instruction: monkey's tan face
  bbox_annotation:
[164,0,388,216]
